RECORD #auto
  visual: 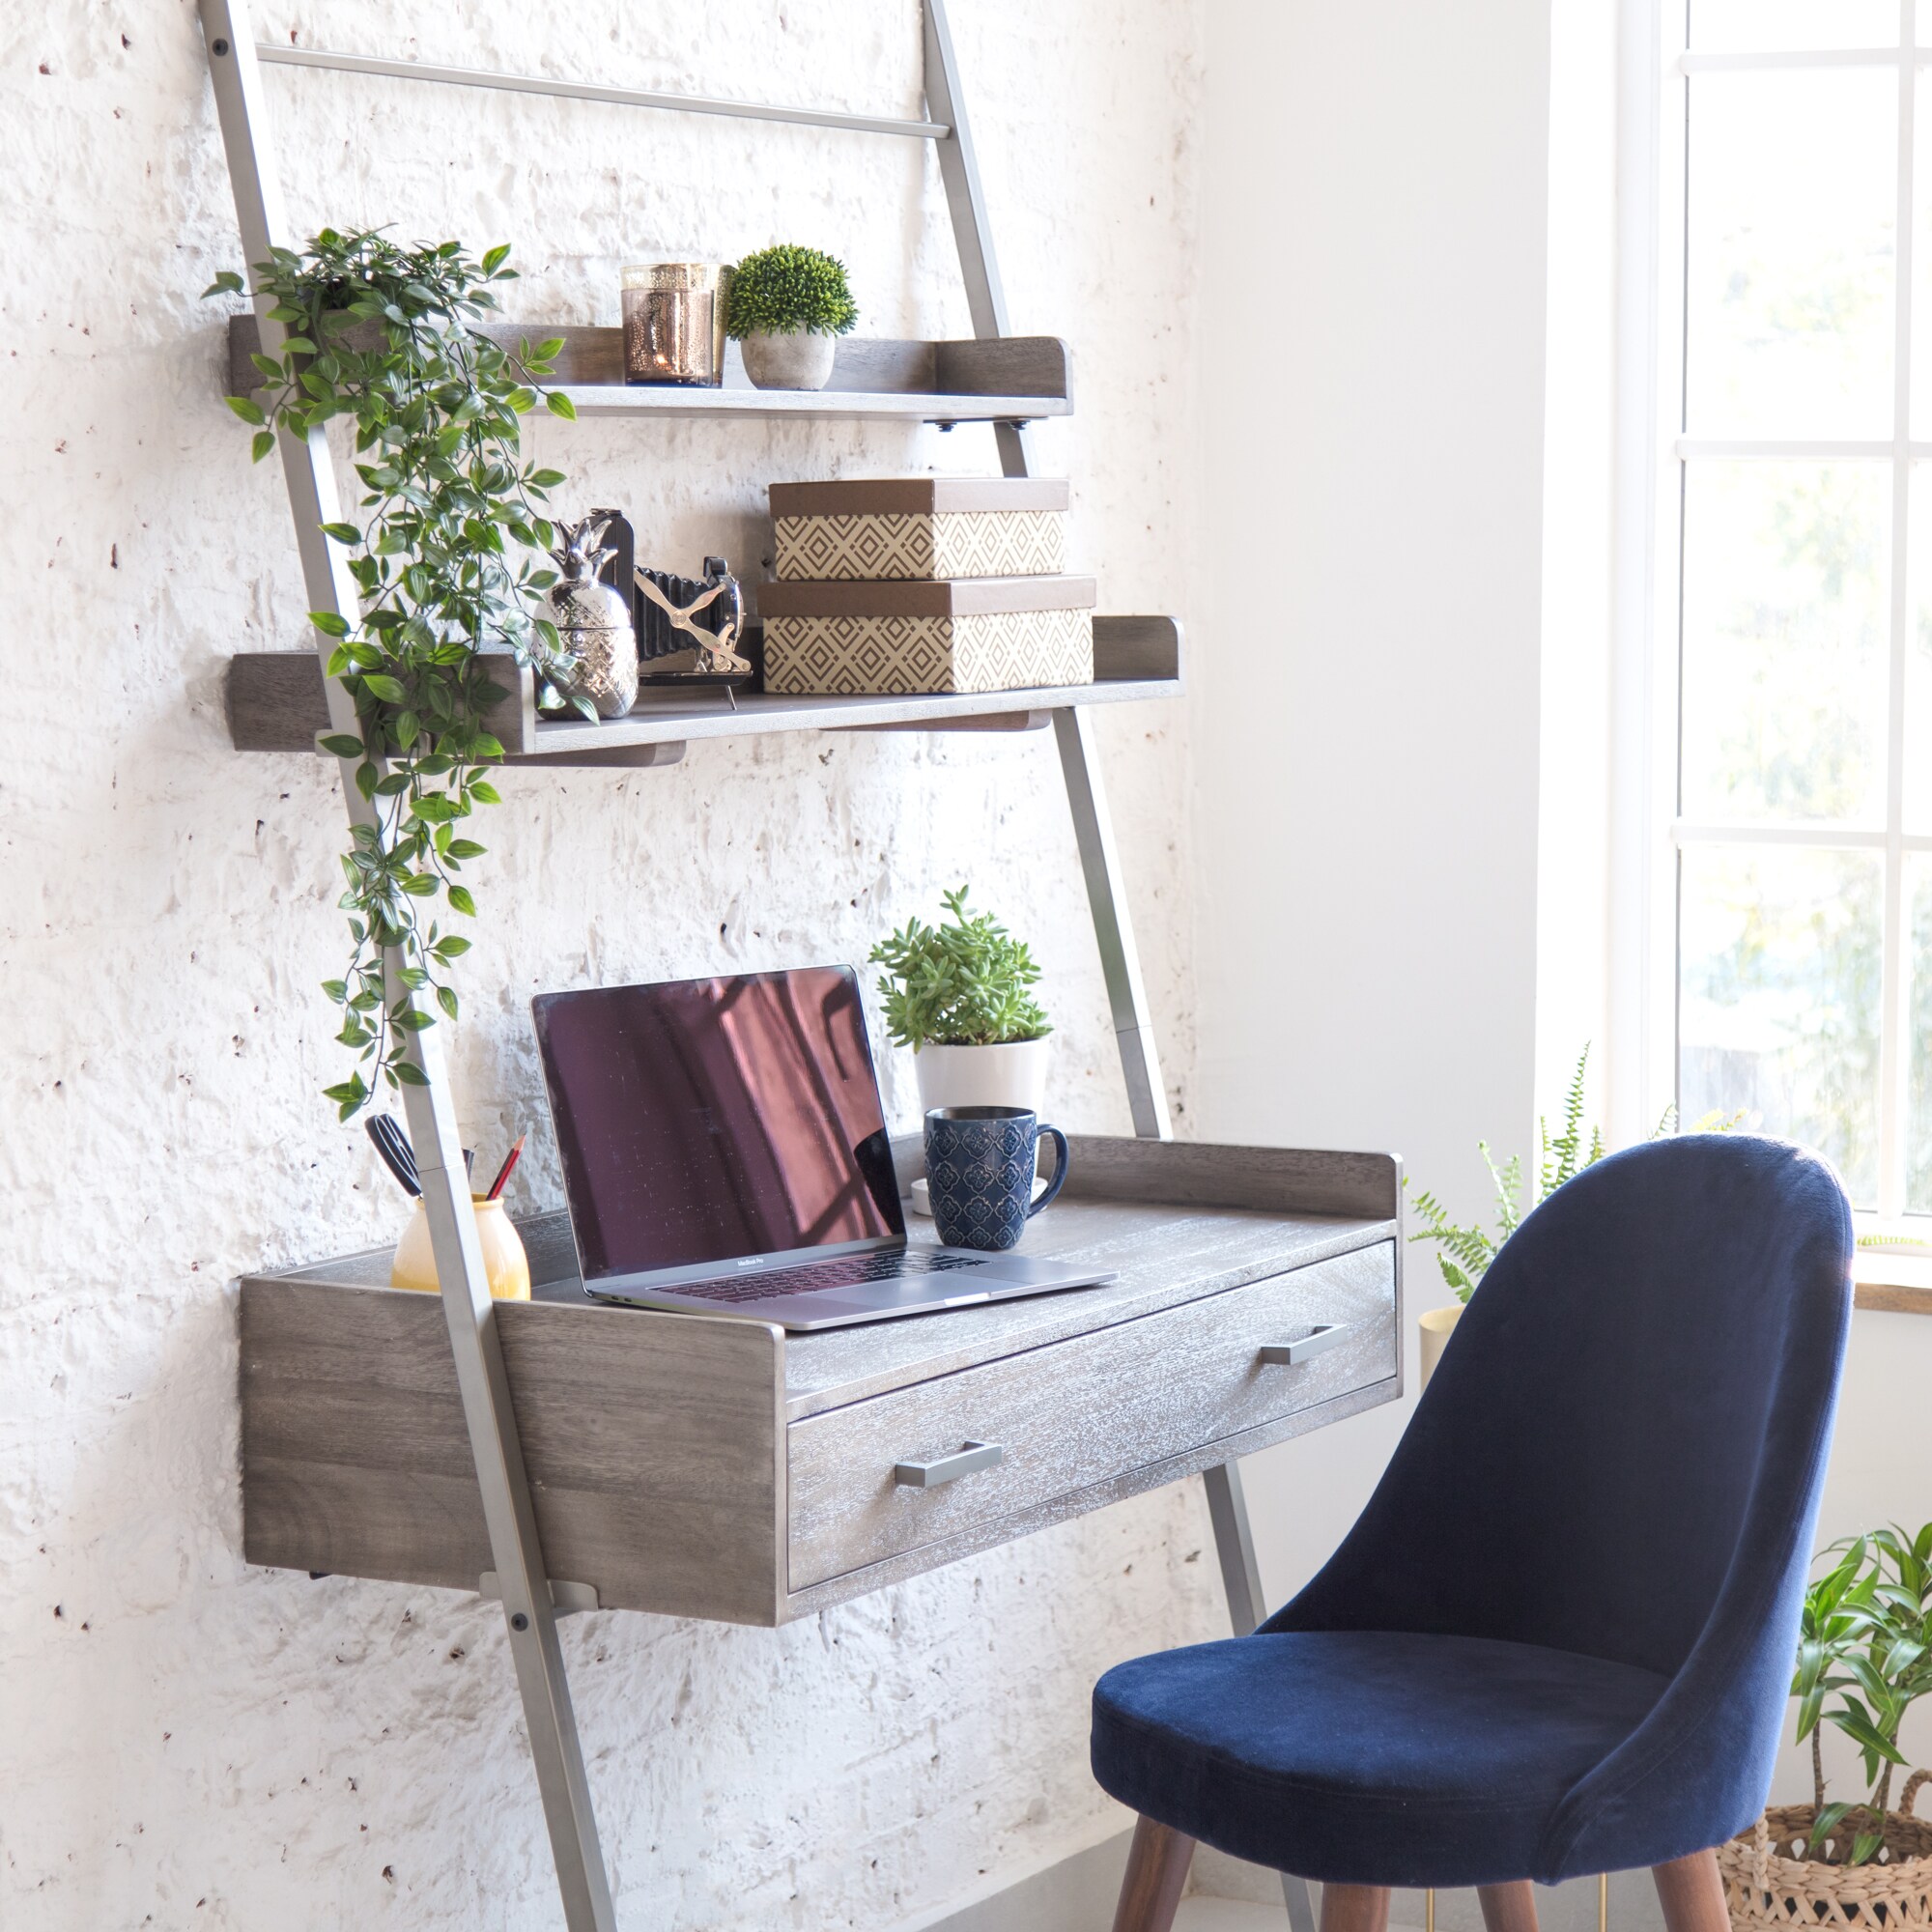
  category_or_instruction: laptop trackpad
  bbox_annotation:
[841,1277,994,1311]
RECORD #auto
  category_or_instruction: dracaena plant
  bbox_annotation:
[1793,1525,1932,1864]
[868,885,1050,1050]
[205,228,587,1119]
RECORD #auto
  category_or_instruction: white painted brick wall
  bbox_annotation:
[0,3,1210,1924]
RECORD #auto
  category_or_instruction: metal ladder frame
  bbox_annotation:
[197,6,1309,1926]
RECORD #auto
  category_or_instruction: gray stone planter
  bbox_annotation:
[740,328,838,391]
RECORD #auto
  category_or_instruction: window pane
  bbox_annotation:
[1681,461,1889,822]
[1685,71,1896,438]
[1691,2,1899,51]
[1907,859,1932,1209]
[1680,845,1881,1204]
[1902,465,1932,829]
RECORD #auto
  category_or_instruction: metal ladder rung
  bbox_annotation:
[254,43,951,141]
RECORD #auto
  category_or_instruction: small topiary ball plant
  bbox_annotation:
[726,244,859,339]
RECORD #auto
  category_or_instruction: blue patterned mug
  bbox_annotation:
[924,1106,1071,1252]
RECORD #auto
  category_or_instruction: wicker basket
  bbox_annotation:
[1720,1773,1932,1928]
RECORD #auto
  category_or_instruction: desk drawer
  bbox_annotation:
[785,1240,1395,1590]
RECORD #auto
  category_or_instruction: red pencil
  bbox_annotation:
[485,1132,526,1201]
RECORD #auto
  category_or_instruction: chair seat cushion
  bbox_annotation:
[1091,1630,1671,1888]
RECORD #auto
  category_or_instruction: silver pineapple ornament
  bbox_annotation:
[543,513,639,720]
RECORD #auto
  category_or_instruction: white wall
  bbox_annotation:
[0,4,1214,1926]
[1189,0,1555,1590]
[1189,0,1932,1824]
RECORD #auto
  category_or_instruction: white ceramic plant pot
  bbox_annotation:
[1417,1303,1463,1391]
[915,1037,1052,1118]
[740,328,838,390]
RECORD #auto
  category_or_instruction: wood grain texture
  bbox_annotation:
[780,1372,1396,1620]
[1111,1817,1194,1932]
[785,1242,1396,1589]
[1055,1136,1401,1219]
[1091,615,1182,682]
[1321,1888,1392,1932]
[1653,1852,1728,1932]
[242,1140,1404,1627]
[242,1280,786,1622]
[1856,1281,1932,1314]
[1478,1884,1540,1932]
[782,1202,1398,1420]
[224,613,1179,761]
[225,318,1071,412]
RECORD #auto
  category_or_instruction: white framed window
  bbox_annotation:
[1636,0,1932,1220]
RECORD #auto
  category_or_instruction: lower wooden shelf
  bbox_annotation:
[239,1138,1402,1626]
[225,615,1180,768]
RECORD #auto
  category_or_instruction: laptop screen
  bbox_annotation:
[532,967,905,1286]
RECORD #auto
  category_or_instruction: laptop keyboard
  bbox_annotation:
[663,1248,989,1305]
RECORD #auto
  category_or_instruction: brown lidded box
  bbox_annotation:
[769,475,1069,582]
[757,573,1095,696]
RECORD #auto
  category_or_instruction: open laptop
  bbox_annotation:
[531,965,1117,1329]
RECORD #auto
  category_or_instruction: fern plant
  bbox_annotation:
[1405,1047,1732,1301]
[867,886,1049,1050]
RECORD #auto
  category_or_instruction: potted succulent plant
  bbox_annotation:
[1718,1526,1932,1929]
[725,243,858,391]
[869,886,1052,1117]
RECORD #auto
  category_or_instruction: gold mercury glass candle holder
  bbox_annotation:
[621,262,730,386]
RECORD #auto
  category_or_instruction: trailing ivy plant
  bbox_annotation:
[205,228,584,1119]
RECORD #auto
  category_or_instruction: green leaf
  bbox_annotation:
[224,394,267,426]
[321,521,361,544]
[434,935,472,958]
[481,243,511,275]
[320,733,365,759]
[447,884,476,917]
[360,673,408,703]
[468,779,501,805]
[545,389,577,420]
[202,270,246,298]
[393,1060,430,1087]
[437,984,460,1020]
[251,429,276,463]
[308,610,352,639]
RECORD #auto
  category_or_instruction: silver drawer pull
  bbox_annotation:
[895,1440,1006,1489]
[1259,1323,1349,1366]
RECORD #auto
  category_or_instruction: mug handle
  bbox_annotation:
[1029,1125,1070,1217]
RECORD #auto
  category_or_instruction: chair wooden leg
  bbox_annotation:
[1653,1849,1728,1932]
[1478,1883,1540,1932]
[1321,1883,1393,1932]
[1111,1815,1196,1932]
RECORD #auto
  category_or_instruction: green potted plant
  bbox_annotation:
[1406,1049,1734,1385]
[725,243,858,391]
[1716,1526,1932,1928]
[206,228,580,1118]
[868,886,1052,1118]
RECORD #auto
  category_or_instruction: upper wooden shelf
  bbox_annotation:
[225,316,1072,425]
[225,615,1182,769]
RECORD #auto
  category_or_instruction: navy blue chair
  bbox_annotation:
[1093,1135,1853,1932]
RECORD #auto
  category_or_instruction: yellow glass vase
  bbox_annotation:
[389,1194,531,1300]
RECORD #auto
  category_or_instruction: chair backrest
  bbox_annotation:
[1270,1135,1853,1682]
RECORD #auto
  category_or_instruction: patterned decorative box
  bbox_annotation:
[757,574,1096,696]
[769,476,1068,582]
